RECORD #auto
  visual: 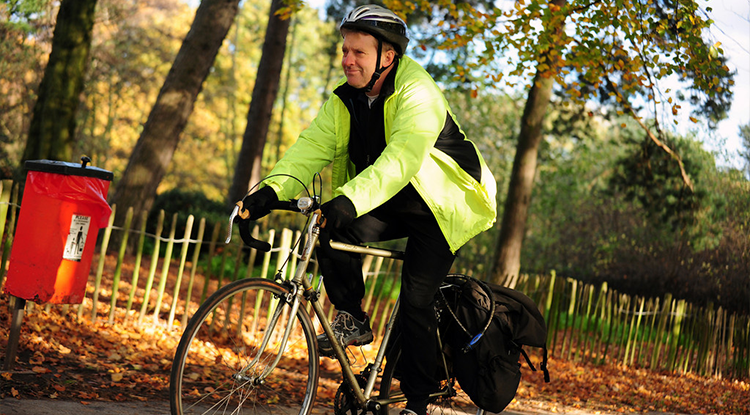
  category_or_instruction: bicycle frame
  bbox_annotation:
[243,209,456,413]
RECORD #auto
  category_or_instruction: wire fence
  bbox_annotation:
[1,178,748,379]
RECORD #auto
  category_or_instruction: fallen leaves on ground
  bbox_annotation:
[1,253,748,414]
[2,294,747,415]
[511,357,749,414]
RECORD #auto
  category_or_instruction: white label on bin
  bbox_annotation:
[63,215,91,262]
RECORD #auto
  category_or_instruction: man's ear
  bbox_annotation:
[384,49,397,67]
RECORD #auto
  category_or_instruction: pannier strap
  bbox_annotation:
[519,347,550,382]
[520,347,535,371]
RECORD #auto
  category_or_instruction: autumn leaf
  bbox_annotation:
[30,351,45,365]
[78,392,99,400]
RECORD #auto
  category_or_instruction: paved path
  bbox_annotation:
[0,399,546,415]
[0,399,171,415]
[0,399,693,415]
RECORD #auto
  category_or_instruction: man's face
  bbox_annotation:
[341,31,380,89]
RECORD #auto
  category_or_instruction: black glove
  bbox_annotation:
[320,195,357,230]
[237,186,278,221]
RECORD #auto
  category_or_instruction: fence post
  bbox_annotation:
[543,271,556,323]
[561,278,577,360]
[600,288,617,364]
[650,293,672,370]
[639,297,658,368]
[137,210,165,326]
[168,214,195,328]
[89,205,116,321]
[108,206,134,324]
[680,302,698,374]
[592,282,608,364]
[242,225,261,280]
[181,217,206,328]
[126,209,149,314]
[199,222,222,304]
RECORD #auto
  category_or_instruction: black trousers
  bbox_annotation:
[316,184,455,403]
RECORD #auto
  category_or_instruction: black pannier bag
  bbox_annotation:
[436,275,550,413]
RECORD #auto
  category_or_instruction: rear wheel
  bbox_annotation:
[378,275,484,415]
[170,278,319,415]
[377,336,483,415]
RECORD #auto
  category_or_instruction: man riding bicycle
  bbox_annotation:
[236,5,497,415]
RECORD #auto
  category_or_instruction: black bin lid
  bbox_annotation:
[25,158,114,181]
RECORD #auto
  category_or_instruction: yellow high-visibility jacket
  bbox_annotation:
[264,56,497,253]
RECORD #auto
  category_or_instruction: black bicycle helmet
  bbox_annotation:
[340,4,409,56]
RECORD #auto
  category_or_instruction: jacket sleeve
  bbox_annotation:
[335,64,448,216]
[263,97,340,200]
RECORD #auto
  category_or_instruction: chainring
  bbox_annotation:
[334,374,368,415]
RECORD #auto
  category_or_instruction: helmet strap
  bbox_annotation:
[364,39,386,93]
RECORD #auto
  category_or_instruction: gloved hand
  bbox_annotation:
[320,195,357,230]
[236,186,278,221]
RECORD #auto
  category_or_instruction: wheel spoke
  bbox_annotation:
[170,279,319,415]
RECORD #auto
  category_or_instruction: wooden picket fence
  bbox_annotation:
[1,179,748,379]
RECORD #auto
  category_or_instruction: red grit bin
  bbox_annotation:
[4,158,113,304]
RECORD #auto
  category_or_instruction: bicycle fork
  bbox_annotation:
[233,214,321,385]
[233,285,303,385]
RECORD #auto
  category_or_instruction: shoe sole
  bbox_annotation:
[318,333,374,356]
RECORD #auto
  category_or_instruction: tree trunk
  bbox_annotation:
[22,0,98,173]
[227,0,291,205]
[111,0,240,225]
[491,0,566,288]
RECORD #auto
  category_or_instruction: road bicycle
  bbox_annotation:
[169,180,485,415]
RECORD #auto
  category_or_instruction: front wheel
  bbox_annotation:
[170,278,319,415]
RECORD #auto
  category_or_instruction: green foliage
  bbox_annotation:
[78,0,194,186]
[1,0,50,33]
[200,251,256,282]
[608,134,718,234]
[522,120,749,314]
[389,0,734,134]
[23,0,99,165]
[0,0,54,178]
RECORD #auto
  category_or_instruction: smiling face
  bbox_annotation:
[341,30,395,92]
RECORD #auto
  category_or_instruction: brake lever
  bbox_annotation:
[225,201,249,243]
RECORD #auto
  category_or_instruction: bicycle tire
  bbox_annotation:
[170,277,319,415]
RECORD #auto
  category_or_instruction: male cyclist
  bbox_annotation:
[237,5,497,415]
